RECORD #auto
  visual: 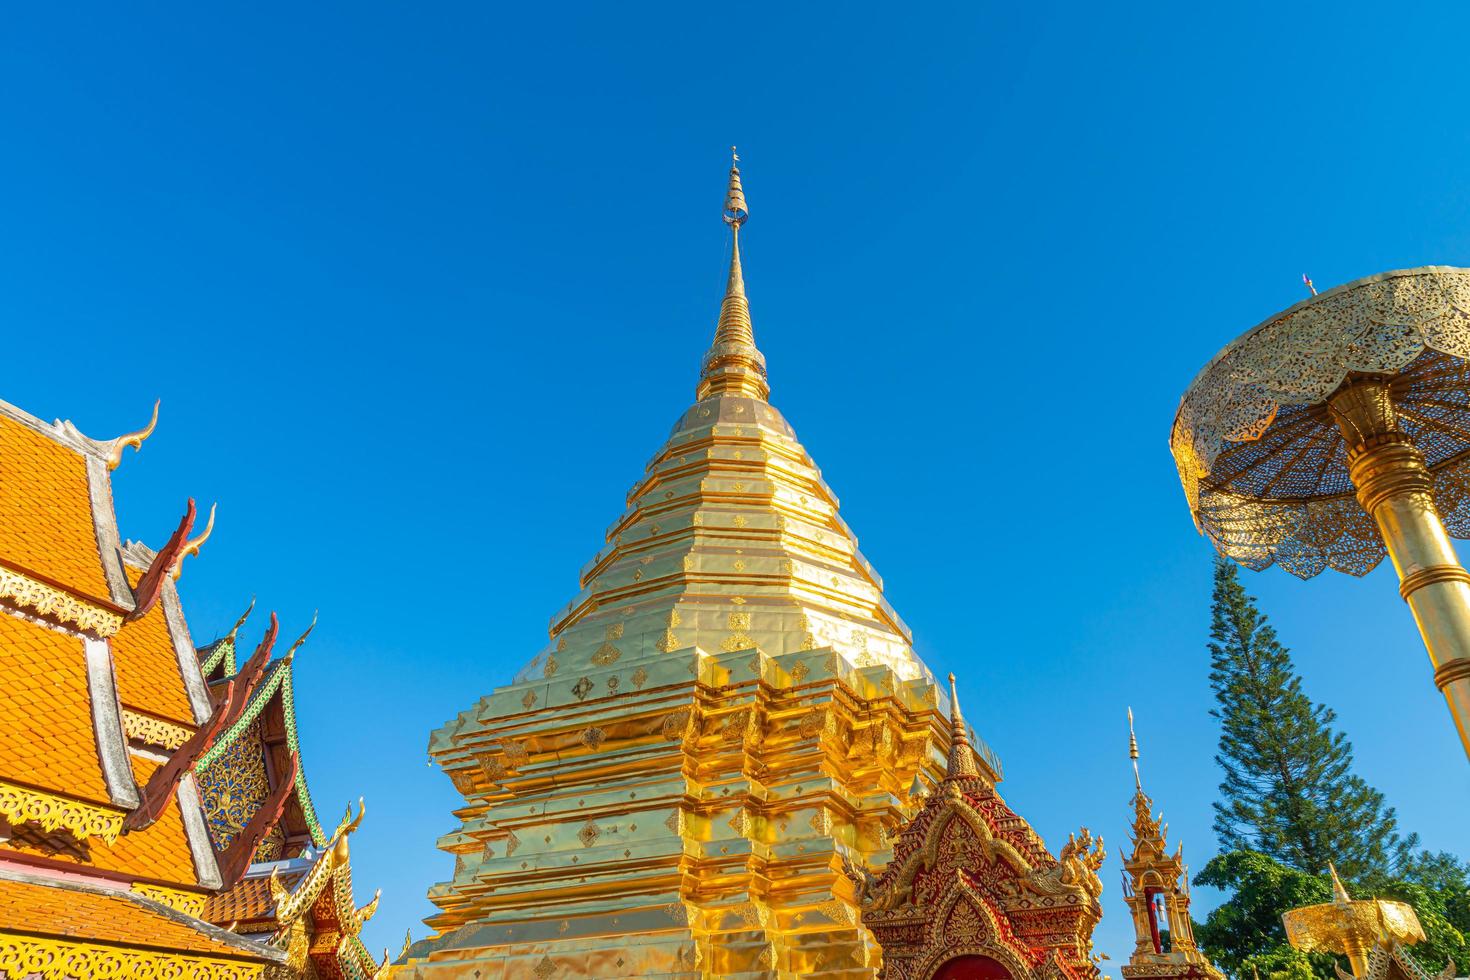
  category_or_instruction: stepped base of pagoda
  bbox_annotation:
[405,645,985,979]
[397,915,881,978]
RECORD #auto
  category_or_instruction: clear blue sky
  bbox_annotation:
[3,1,1467,965]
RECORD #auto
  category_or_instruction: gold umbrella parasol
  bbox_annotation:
[1172,267,1470,761]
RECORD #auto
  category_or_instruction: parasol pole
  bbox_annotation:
[1328,377,1470,759]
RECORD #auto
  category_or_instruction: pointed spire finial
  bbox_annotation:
[284,610,318,662]
[699,148,768,402]
[172,502,216,581]
[723,147,748,229]
[945,673,981,779]
[1329,862,1352,904]
[106,400,160,471]
[1128,706,1142,792]
[226,596,256,640]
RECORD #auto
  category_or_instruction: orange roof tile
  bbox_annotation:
[0,873,274,962]
[84,755,202,887]
[0,612,109,804]
[203,869,304,926]
[0,755,203,889]
[0,415,111,604]
[111,568,195,724]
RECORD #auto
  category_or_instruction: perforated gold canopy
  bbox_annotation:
[1282,898,1425,956]
[1171,267,1470,578]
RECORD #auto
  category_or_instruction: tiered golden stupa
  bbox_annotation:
[848,676,1106,980]
[0,396,384,979]
[1117,712,1221,980]
[400,156,1002,978]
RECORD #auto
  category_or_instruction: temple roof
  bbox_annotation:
[851,677,1104,980]
[0,867,283,968]
[195,618,329,851]
[0,398,229,898]
[0,412,119,607]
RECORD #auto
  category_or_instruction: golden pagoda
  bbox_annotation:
[851,676,1106,980]
[0,395,384,979]
[1118,711,1221,980]
[400,155,1002,977]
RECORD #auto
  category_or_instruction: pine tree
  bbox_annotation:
[1208,557,1414,878]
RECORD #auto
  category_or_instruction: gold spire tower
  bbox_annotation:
[401,157,997,978]
[699,148,768,402]
[1119,712,1222,980]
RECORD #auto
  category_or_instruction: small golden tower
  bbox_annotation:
[1119,710,1223,980]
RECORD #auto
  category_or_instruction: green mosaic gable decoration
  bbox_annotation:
[195,659,328,847]
[198,632,237,678]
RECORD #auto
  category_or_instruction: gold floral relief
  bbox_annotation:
[0,780,123,845]
[0,935,266,980]
[195,720,270,850]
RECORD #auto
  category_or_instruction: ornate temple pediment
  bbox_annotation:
[854,676,1105,980]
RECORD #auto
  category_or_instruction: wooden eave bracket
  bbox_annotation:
[126,499,195,622]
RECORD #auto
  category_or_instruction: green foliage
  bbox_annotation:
[1238,944,1329,980]
[1196,849,1470,980]
[1207,559,1413,879]
[1195,850,1331,975]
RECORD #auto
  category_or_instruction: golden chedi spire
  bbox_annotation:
[698,147,769,401]
[1128,705,1141,789]
[946,673,981,779]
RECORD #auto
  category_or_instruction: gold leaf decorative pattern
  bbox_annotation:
[577,821,600,847]
[0,938,266,979]
[817,898,851,925]
[660,709,691,742]
[122,711,192,750]
[194,720,269,849]
[571,677,593,701]
[581,727,606,750]
[720,708,751,743]
[797,708,826,740]
[0,565,123,637]
[131,884,207,917]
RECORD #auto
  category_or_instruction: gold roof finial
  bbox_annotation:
[1128,706,1142,792]
[172,502,216,581]
[105,400,160,471]
[945,673,981,779]
[226,597,256,640]
[723,146,748,229]
[698,148,769,402]
[284,610,318,662]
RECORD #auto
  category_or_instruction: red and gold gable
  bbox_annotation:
[852,774,1105,980]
